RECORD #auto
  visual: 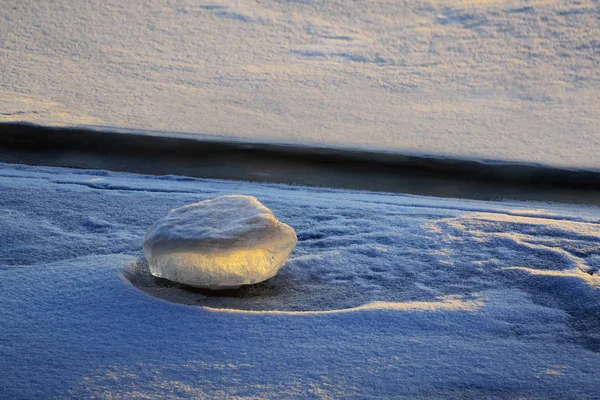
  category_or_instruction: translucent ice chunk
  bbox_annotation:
[143,195,297,289]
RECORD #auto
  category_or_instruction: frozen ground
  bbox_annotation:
[1,162,599,398]
[1,0,599,168]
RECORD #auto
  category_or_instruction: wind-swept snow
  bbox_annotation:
[143,195,297,289]
[0,162,599,398]
[1,0,599,168]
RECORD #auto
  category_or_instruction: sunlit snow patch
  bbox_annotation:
[143,195,297,289]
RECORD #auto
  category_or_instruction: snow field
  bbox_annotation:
[0,162,599,398]
[1,0,599,168]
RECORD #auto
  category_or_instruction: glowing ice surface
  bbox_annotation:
[2,1,600,168]
[143,195,297,289]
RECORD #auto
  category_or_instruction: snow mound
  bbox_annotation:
[143,195,297,289]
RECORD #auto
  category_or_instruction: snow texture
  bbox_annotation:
[1,0,599,168]
[0,162,599,398]
[143,195,297,289]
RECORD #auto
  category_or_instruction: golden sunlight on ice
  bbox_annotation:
[202,295,485,315]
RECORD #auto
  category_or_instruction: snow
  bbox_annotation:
[143,195,297,289]
[1,162,599,398]
[1,0,599,168]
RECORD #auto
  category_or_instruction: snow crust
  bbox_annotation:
[1,1,599,168]
[144,195,297,289]
[1,162,599,398]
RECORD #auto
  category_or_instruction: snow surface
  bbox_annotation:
[1,162,599,398]
[1,0,599,168]
[143,195,297,289]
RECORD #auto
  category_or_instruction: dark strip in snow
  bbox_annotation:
[1,122,600,205]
